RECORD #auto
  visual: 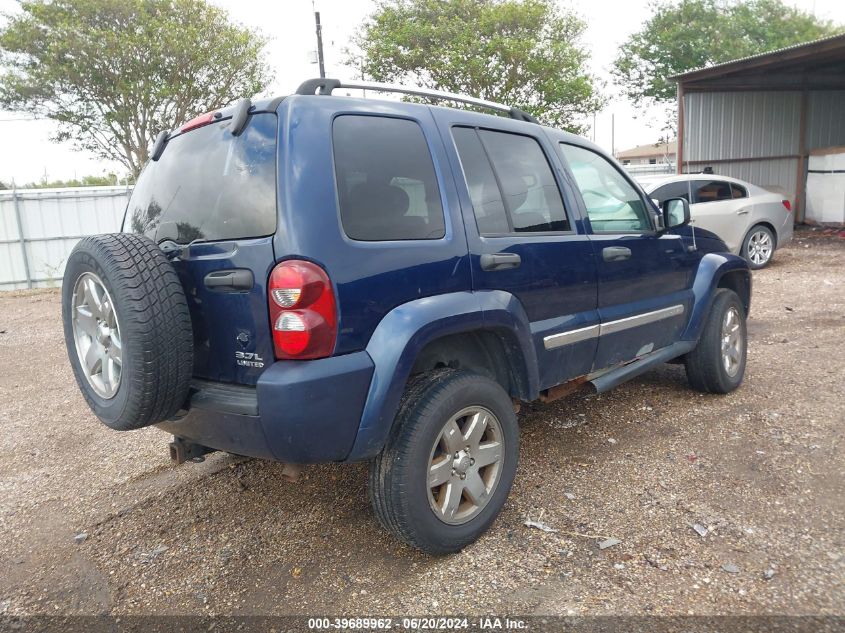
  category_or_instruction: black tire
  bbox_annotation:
[369,369,519,555]
[62,233,193,430]
[685,288,747,394]
[741,224,776,269]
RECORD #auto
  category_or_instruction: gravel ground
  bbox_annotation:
[0,228,843,618]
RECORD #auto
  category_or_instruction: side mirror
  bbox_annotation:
[661,197,691,231]
[651,199,665,231]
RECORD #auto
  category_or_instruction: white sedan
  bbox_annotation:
[638,174,794,269]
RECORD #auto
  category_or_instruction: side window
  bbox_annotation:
[731,183,747,199]
[451,127,510,234]
[333,115,446,241]
[478,129,569,232]
[651,181,692,206]
[559,143,652,233]
[693,180,733,204]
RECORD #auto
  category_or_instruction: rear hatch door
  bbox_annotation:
[124,111,278,385]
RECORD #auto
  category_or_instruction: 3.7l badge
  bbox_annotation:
[235,351,264,368]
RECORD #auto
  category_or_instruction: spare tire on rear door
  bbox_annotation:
[61,233,194,430]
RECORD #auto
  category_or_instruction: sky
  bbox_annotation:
[1,0,844,184]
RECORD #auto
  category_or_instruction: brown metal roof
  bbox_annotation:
[673,32,845,90]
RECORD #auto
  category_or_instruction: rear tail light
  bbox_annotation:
[268,260,337,359]
[782,199,792,212]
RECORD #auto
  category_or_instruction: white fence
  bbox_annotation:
[0,186,132,291]
[623,163,675,177]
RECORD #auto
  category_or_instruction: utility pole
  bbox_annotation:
[611,113,616,157]
[314,10,326,79]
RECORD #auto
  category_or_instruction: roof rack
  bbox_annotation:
[295,78,538,124]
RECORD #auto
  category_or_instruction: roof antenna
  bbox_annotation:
[686,169,697,252]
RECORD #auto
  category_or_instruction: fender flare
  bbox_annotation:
[345,290,538,461]
[682,252,751,342]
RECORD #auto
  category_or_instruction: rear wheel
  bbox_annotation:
[685,289,747,394]
[62,233,194,430]
[742,224,775,269]
[369,370,518,554]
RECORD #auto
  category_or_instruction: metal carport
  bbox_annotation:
[674,33,845,222]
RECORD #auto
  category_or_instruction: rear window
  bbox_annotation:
[692,180,733,204]
[125,113,277,243]
[333,115,445,241]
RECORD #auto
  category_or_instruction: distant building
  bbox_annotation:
[616,140,677,166]
[673,33,845,223]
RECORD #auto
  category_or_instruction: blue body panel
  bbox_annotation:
[170,237,277,384]
[274,96,471,355]
[146,94,750,465]
[682,252,751,341]
[256,352,374,461]
[158,351,374,463]
[347,290,538,461]
[429,107,600,390]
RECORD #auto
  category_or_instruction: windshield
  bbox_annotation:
[125,112,277,244]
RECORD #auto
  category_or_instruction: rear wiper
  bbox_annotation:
[158,237,207,259]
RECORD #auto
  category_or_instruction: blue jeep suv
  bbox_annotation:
[61,78,751,554]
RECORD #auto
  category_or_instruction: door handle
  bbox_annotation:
[737,209,750,215]
[602,246,632,262]
[480,253,521,271]
[204,269,254,291]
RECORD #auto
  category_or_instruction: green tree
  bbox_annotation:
[0,0,273,176]
[613,0,841,106]
[348,0,604,133]
[22,173,134,188]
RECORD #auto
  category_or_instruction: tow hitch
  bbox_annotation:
[169,436,215,464]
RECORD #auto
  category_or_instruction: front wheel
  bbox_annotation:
[685,289,747,394]
[369,370,519,555]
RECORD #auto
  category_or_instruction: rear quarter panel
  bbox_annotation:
[749,191,793,249]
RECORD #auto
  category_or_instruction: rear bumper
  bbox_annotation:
[777,214,794,249]
[156,351,374,463]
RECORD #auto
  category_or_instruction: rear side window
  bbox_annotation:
[651,181,692,205]
[126,113,277,243]
[731,183,747,199]
[453,127,569,234]
[333,115,445,241]
[693,180,733,203]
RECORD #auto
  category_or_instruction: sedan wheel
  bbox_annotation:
[743,226,775,269]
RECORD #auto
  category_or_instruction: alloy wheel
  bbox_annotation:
[427,406,504,525]
[71,272,123,399]
[720,306,743,377]
[747,230,773,266]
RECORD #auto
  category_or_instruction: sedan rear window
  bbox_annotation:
[650,181,692,206]
[692,180,733,204]
[126,113,277,244]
